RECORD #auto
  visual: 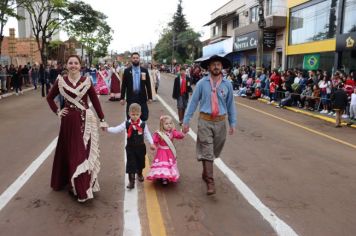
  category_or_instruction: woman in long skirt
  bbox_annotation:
[109,65,121,101]
[47,55,108,202]
[95,65,109,95]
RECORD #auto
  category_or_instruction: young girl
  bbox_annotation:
[146,115,185,185]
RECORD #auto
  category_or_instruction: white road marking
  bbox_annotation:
[123,124,142,236]
[0,104,95,211]
[0,137,58,211]
[156,94,298,236]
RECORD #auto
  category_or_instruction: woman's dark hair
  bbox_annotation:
[66,55,82,64]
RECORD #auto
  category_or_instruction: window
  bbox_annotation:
[342,0,356,33]
[266,0,286,16]
[250,6,259,23]
[289,0,339,45]
[266,0,273,15]
[233,15,240,28]
[213,25,218,36]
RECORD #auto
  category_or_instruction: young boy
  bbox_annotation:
[107,103,155,189]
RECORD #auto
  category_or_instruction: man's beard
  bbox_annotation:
[210,69,222,76]
[132,61,140,67]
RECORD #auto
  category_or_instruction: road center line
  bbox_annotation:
[237,101,356,150]
[143,156,167,236]
[156,94,298,236]
[123,128,142,236]
[0,137,58,211]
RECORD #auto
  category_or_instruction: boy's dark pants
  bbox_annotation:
[125,144,146,188]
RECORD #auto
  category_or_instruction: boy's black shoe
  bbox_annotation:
[137,173,144,182]
[127,174,135,189]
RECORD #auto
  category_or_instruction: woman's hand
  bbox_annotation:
[57,108,69,118]
[100,121,109,131]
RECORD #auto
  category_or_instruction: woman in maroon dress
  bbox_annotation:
[47,55,108,202]
[109,64,121,101]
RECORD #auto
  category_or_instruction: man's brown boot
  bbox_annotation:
[126,174,135,189]
[203,160,216,195]
[178,109,184,125]
[202,161,208,182]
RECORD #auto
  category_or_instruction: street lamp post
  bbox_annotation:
[256,0,266,77]
[172,32,175,73]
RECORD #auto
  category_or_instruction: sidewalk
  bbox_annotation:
[0,87,34,99]
[257,98,356,129]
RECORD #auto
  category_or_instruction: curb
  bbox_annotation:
[257,98,356,129]
[0,87,34,99]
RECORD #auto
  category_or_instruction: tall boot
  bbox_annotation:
[202,160,216,195]
[127,174,135,189]
[202,161,208,182]
[178,109,184,125]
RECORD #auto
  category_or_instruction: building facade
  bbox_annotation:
[0,29,41,66]
[202,0,287,69]
[286,0,356,73]
[17,5,60,40]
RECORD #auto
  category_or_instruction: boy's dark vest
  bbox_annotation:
[125,120,146,146]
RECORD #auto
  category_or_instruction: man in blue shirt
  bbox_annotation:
[182,55,236,195]
[120,52,153,121]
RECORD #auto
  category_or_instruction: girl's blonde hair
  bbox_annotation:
[159,115,174,131]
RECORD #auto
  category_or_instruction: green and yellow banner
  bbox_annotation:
[303,54,320,70]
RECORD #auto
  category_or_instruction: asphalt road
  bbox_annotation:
[0,74,355,236]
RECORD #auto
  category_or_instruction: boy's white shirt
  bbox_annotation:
[107,121,154,145]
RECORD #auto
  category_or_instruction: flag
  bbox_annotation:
[303,54,320,70]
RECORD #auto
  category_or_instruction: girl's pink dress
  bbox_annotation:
[146,129,184,182]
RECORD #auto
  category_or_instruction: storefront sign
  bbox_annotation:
[303,54,320,70]
[336,32,356,51]
[234,31,258,51]
[263,31,276,48]
[234,31,276,51]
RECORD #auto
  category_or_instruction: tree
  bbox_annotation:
[169,0,188,34]
[20,0,70,65]
[154,0,202,64]
[65,2,112,65]
[0,0,26,59]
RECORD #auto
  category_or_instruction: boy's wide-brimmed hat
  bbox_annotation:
[200,55,231,69]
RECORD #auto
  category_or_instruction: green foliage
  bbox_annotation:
[168,0,188,34]
[65,1,112,64]
[154,0,202,64]
[20,0,71,64]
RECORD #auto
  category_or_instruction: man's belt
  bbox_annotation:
[199,112,225,122]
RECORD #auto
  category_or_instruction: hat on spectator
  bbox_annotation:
[200,55,231,70]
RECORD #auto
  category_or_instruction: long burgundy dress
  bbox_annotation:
[47,75,104,202]
[109,70,121,100]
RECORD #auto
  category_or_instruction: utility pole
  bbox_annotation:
[172,31,175,73]
[256,0,266,77]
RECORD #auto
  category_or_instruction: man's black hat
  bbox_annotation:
[200,55,231,69]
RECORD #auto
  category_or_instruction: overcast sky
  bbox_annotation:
[4,0,230,53]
